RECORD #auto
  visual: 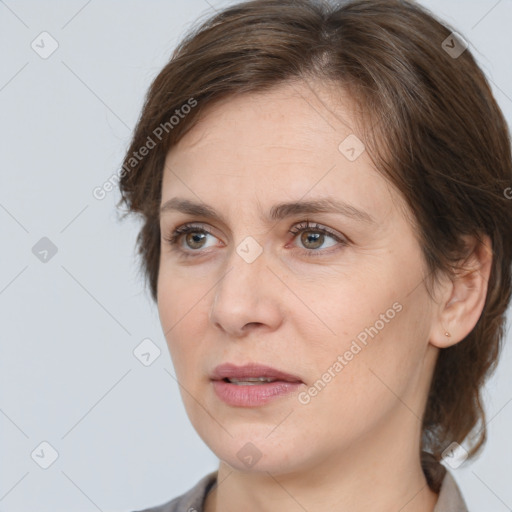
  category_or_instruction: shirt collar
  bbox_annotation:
[174,456,469,512]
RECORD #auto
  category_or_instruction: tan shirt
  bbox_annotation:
[134,461,468,512]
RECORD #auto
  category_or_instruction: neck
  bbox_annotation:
[204,412,439,512]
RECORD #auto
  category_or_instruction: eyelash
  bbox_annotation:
[163,221,348,259]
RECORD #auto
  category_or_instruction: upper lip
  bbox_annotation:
[211,363,303,383]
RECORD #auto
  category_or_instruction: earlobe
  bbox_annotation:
[430,234,493,349]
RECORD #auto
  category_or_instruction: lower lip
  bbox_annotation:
[212,380,303,407]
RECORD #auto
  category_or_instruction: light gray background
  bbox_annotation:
[1,1,511,511]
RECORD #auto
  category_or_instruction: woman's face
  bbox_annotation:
[157,80,439,474]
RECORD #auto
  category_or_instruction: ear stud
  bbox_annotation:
[444,331,451,337]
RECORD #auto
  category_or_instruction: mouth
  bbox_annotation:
[221,377,287,385]
[210,362,304,384]
[210,363,304,407]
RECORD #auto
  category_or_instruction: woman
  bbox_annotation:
[118,0,512,510]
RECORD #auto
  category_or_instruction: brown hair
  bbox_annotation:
[117,0,512,467]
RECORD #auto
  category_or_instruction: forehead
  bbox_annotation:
[169,80,358,158]
[162,80,404,223]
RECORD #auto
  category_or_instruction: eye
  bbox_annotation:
[163,220,347,258]
[163,224,218,254]
[288,221,347,256]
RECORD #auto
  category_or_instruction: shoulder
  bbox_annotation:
[131,470,218,512]
[422,451,468,511]
[433,469,469,512]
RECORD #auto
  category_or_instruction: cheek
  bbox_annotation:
[311,298,430,424]
[157,272,207,372]
[157,263,209,325]
[301,267,428,401]
[304,272,400,356]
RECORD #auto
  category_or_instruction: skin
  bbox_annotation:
[157,79,492,512]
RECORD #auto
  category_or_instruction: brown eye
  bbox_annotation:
[184,231,208,249]
[300,231,325,250]
[289,222,342,253]
[163,224,217,256]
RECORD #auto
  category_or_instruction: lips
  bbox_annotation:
[211,363,303,383]
[211,363,304,407]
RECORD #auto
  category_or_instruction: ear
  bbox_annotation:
[430,233,493,349]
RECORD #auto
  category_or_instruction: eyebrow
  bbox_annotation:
[159,197,376,225]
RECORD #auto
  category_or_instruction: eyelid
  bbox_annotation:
[288,220,347,243]
[164,223,222,248]
[164,220,348,257]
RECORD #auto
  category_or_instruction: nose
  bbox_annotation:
[209,244,283,337]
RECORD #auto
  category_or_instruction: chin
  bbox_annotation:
[202,428,310,474]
